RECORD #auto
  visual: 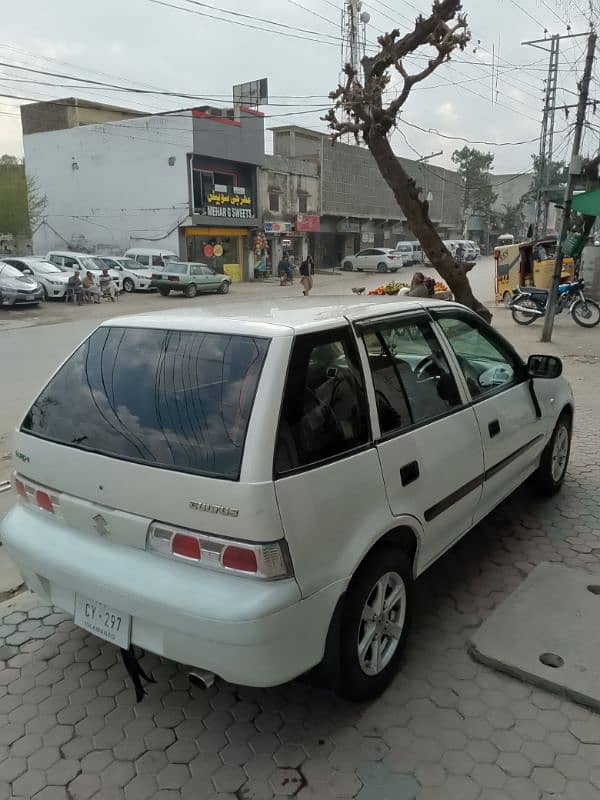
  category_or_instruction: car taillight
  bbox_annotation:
[148,522,292,580]
[35,490,54,513]
[13,473,61,515]
[172,532,201,560]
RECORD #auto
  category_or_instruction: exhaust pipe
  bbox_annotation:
[189,669,216,690]
[511,303,544,316]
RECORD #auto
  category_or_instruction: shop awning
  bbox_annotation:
[572,189,600,216]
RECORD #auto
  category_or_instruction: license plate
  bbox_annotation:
[74,595,131,648]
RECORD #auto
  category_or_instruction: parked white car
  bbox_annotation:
[95,256,154,293]
[0,257,70,300]
[46,252,121,290]
[1,297,573,700]
[341,247,404,273]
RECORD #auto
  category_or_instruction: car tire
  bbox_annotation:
[217,281,230,294]
[184,283,198,298]
[42,285,48,301]
[343,261,354,271]
[377,263,388,273]
[337,546,412,701]
[158,287,170,297]
[533,412,572,496]
[123,278,135,293]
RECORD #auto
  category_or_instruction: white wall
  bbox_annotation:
[23,113,193,256]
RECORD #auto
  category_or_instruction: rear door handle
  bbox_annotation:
[400,460,420,486]
[489,419,501,438]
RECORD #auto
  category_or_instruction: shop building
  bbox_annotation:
[258,154,320,274]
[271,125,463,268]
[21,97,264,281]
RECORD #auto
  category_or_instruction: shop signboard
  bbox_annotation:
[264,222,292,234]
[296,214,320,232]
[206,186,254,220]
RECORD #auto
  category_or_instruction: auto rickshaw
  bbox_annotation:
[494,238,574,306]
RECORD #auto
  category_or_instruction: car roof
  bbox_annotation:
[101,295,464,338]
[1,256,51,265]
[46,251,93,258]
[125,248,176,254]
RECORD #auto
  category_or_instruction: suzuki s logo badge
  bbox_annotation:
[189,501,239,518]
[92,513,109,536]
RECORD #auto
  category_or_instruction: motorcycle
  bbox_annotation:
[510,279,600,328]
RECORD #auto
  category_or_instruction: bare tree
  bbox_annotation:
[26,175,47,233]
[324,0,491,322]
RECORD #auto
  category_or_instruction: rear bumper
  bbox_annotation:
[0,505,343,686]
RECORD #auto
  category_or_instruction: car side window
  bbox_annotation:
[200,266,214,276]
[136,255,150,265]
[436,314,522,398]
[48,255,61,266]
[152,256,163,266]
[190,266,203,276]
[361,317,462,434]
[64,257,78,268]
[275,328,370,475]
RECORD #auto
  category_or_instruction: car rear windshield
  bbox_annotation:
[21,327,270,480]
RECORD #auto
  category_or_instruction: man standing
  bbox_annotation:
[300,255,314,296]
[277,255,293,286]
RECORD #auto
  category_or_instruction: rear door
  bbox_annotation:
[433,310,543,521]
[273,326,389,595]
[357,312,484,571]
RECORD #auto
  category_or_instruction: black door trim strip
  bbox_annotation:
[484,433,545,481]
[424,433,545,523]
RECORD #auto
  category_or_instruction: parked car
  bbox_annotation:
[1,257,70,300]
[150,262,231,297]
[95,256,154,293]
[0,262,44,307]
[124,248,179,268]
[46,252,121,290]
[1,296,573,700]
[342,248,404,273]
[394,241,422,266]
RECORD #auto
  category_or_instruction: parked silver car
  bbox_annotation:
[0,263,44,307]
[1,257,70,299]
[341,248,404,273]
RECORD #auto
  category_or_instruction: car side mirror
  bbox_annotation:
[527,354,562,379]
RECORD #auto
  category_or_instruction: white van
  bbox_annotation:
[1,297,573,700]
[124,248,179,268]
[394,241,422,266]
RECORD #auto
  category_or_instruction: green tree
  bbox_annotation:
[451,146,498,224]
[498,201,525,238]
[27,175,47,233]
[524,155,567,207]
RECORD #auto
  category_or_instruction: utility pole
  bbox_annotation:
[541,31,597,342]
[523,32,590,239]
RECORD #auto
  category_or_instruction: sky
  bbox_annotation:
[1,0,598,175]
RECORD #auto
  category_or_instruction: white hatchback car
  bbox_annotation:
[46,252,121,290]
[1,297,573,700]
[341,248,404,273]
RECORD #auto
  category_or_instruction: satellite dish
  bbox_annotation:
[360,11,370,23]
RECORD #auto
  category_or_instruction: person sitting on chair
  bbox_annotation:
[66,271,83,304]
[82,271,100,303]
[99,269,117,301]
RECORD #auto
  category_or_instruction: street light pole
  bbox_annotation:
[541,31,596,343]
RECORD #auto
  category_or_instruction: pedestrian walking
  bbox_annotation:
[300,255,315,296]
[456,242,465,264]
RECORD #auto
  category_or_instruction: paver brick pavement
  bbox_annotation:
[1,354,600,798]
